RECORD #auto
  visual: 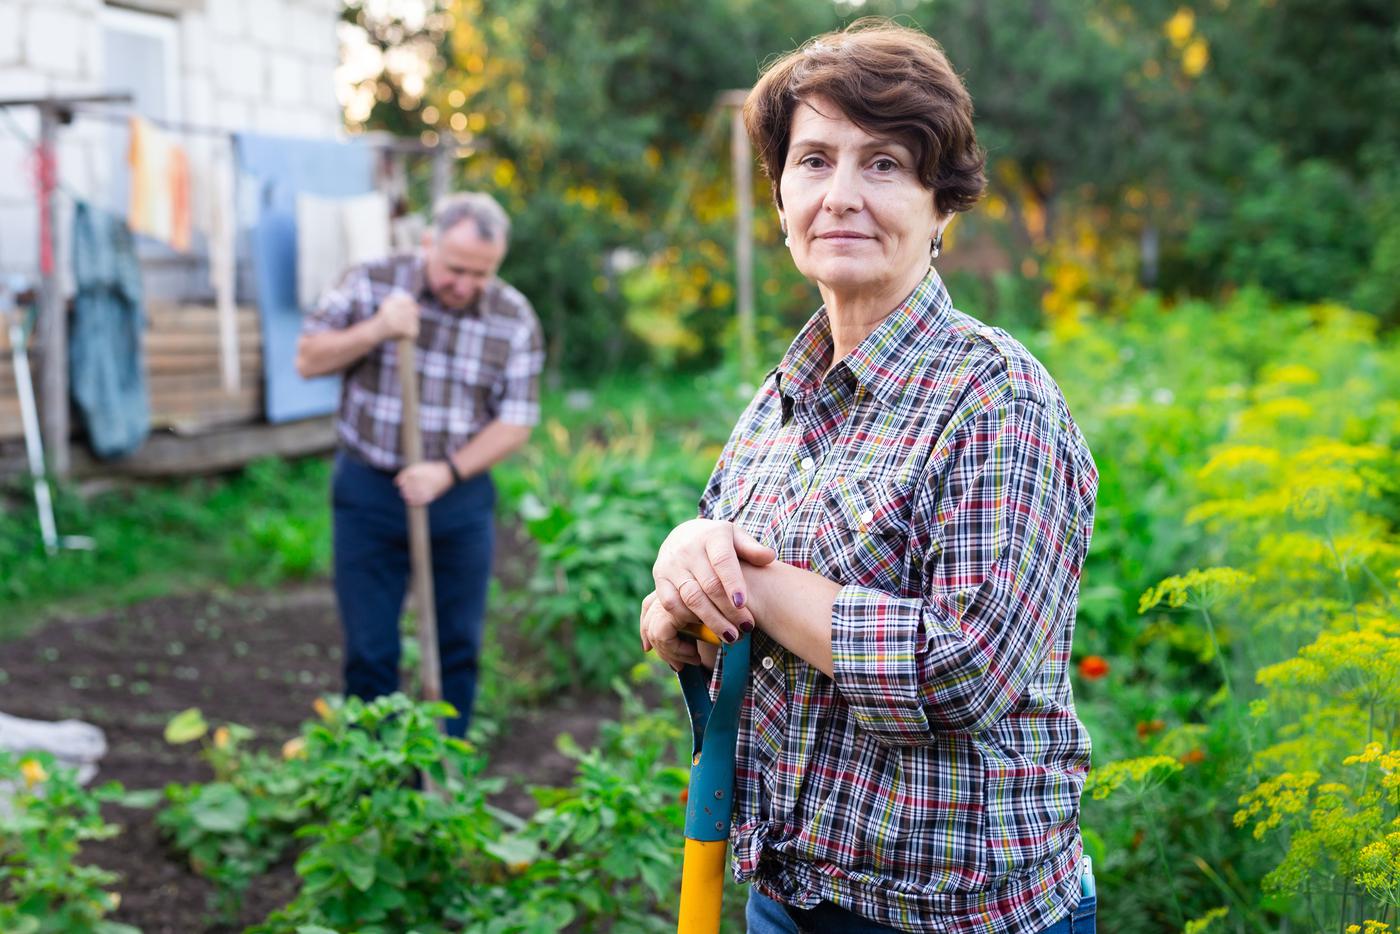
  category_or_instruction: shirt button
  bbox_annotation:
[799,456,815,471]
[761,656,775,670]
[859,509,874,524]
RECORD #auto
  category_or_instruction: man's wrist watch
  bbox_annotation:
[444,457,463,485]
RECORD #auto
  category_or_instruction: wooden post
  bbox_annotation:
[36,102,68,478]
[397,338,442,711]
[0,93,134,478]
[721,91,755,380]
[430,144,451,209]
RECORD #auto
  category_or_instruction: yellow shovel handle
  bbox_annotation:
[678,838,727,933]
[680,623,723,646]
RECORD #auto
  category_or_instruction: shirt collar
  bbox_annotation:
[775,267,954,411]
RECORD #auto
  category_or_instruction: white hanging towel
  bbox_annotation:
[190,137,241,392]
[295,191,392,311]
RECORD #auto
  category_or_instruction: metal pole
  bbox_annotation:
[36,103,69,478]
[430,144,451,209]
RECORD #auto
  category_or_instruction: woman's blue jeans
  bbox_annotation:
[745,887,1097,934]
[331,451,495,737]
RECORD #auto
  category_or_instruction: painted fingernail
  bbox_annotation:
[733,592,746,608]
[739,620,754,633]
[722,629,737,644]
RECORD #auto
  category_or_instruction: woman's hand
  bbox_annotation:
[640,591,714,671]
[651,519,777,644]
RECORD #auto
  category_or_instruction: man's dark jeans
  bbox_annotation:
[331,450,495,737]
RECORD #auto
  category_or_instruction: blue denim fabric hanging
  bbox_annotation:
[69,200,149,459]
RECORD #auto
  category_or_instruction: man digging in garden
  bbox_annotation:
[295,192,544,738]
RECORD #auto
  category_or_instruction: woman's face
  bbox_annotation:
[778,96,941,304]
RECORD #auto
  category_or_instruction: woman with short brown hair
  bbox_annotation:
[642,19,1099,933]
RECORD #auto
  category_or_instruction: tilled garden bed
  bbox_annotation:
[0,583,625,933]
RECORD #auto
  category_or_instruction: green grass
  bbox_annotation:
[0,457,333,640]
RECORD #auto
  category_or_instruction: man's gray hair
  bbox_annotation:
[433,192,511,244]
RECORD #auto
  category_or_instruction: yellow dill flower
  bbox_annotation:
[1197,444,1282,484]
[1085,754,1183,801]
[1139,567,1254,614]
[1346,743,1385,766]
[1235,771,1320,839]
[1347,923,1393,934]
[1258,619,1400,709]
[1261,363,1322,387]
[1184,907,1229,934]
[1244,396,1314,424]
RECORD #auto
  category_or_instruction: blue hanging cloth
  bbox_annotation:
[69,200,150,459]
[234,133,376,423]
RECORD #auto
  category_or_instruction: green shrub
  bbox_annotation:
[0,751,154,934]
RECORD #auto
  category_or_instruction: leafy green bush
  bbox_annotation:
[0,751,154,934]
[502,414,710,690]
[158,712,312,921]
[157,673,706,932]
[1062,298,1400,930]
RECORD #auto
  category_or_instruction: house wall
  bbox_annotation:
[0,0,345,290]
[0,0,347,456]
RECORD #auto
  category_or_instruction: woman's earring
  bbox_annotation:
[930,232,944,259]
[782,227,790,248]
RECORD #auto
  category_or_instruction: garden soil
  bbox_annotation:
[0,580,630,932]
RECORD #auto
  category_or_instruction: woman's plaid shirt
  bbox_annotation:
[700,269,1098,933]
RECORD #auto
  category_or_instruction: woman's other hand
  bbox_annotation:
[652,519,776,644]
[640,591,719,671]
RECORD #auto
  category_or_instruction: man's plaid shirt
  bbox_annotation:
[700,269,1098,933]
[303,253,544,471]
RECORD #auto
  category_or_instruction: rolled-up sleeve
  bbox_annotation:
[831,396,1089,744]
[496,309,545,426]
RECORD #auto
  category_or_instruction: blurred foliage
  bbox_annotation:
[1048,294,1400,931]
[340,0,1399,382]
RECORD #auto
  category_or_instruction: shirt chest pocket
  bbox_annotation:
[451,333,510,388]
[808,475,913,594]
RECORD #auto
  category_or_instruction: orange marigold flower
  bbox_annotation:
[1179,748,1206,766]
[1077,655,1110,680]
[1136,719,1166,740]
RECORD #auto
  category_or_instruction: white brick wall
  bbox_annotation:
[212,40,266,99]
[24,6,85,76]
[205,0,245,41]
[0,203,39,270]
[0,0,345,283]
[0,7,23,66]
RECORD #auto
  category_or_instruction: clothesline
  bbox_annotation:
[66,104,237,139]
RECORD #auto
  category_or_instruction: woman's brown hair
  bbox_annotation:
[743,18,986,216]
